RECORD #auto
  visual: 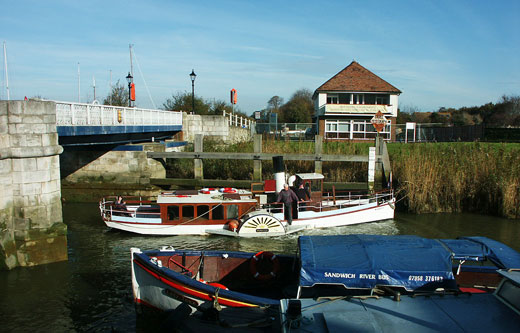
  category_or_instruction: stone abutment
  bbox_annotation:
[0,100,67,270]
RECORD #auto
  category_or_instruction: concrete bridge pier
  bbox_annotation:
[0,100,67,270]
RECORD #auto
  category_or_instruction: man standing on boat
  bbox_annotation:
[277,184,299,225]
[295,183,310,207]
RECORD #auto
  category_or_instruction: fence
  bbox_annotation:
[395,124,520,142]
[222,110,255,129]
[255,123,315,140]
[55,101,182,127]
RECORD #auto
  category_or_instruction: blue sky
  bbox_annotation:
[1,0,519,113]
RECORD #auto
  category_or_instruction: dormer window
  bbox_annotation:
[327,94,339,104]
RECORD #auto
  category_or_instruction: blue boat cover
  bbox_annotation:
[298,234,520,291]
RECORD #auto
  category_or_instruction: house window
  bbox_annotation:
[326,122,338,132]
[375,96,384,105]
[327,94,338,104]
[353,94,364,104]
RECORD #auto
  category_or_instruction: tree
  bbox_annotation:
[267,96,284,112]
[162,91,211,114]
[396,104,418,124]
[103,80,128,106]
[279,89,313,123]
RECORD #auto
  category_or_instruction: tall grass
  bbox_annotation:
[390,142,520,218]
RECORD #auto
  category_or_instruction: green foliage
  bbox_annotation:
[103,80,128,106]
[162,91,249,117]
[279,88,313,123]
[424,95,520,127]
[163,91,211,114]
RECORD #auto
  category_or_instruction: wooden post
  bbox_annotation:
[368,147,376,191]
[374,135,383,190]
[253,134,262,181]
[314,135,323,174]
[194,134,203,180]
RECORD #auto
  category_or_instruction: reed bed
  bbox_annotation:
[390,142,520,218]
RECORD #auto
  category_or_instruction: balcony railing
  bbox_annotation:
[318,104,390,115]
[56,101,182,127]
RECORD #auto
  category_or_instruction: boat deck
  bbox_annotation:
[279,292,520,332]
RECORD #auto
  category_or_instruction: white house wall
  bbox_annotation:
[389,95,399,117]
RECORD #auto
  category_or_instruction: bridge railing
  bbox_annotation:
[222,110,254,129]
[55,102,182,127]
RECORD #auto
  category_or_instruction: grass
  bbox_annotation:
[389,142,520,218]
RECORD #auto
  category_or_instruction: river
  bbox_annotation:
[1,203,519,332]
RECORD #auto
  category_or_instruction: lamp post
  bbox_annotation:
[189,69,196,114]
[126,72,133,107]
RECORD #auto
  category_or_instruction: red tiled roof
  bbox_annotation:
[315,61,401,94]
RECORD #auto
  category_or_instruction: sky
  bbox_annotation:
[1,0,519,114]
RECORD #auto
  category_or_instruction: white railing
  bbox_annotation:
[222,110,254,129]
[320,104,390,115]
[56,101,183,127]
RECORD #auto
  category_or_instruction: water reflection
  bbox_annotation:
[0,202,518,331]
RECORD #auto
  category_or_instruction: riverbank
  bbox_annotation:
[62,139,519,219]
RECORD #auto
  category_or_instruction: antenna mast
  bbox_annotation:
[129,44,134,76]
[92,75,96,101]
[3,41,9,100]
[109,69,112,105]
[77,62,81,103]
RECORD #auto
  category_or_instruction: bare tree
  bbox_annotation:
[103,80,128,106]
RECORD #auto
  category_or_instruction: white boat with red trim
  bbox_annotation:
[99,173,395,236]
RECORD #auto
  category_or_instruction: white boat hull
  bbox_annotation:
[105,199,395,236]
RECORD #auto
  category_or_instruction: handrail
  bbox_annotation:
[222,110,254,129]
[56,101,182,127]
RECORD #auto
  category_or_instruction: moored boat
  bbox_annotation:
[130,234,520,316]
[100,173,395,236]
[276,269,520,332]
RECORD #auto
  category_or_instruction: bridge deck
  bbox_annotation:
[55,101,183,136]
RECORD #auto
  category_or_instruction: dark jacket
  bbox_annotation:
[295,187,310,201]
[277,189,299,205]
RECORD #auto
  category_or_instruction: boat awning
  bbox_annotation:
[444,236,520,269]
[298,235,457,291]
[298,235,520,291]
[296,173,324,180]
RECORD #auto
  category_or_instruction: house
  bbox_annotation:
[312,61,401,141]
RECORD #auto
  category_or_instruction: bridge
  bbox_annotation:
[1,99,254,270]
[55,102,183,146]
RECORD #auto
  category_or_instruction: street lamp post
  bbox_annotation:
[190,69,196,114]
[126,72,133,107]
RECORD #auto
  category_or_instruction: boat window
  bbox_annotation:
[496,280,520,313]
[182,205,194,220]
[167,205,179,221]
[227,205,238,219]
[212,205,224,220]
[311,179,322,192]
[197,205,210,220]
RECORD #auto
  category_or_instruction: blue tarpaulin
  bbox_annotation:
[298,234,520,291]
